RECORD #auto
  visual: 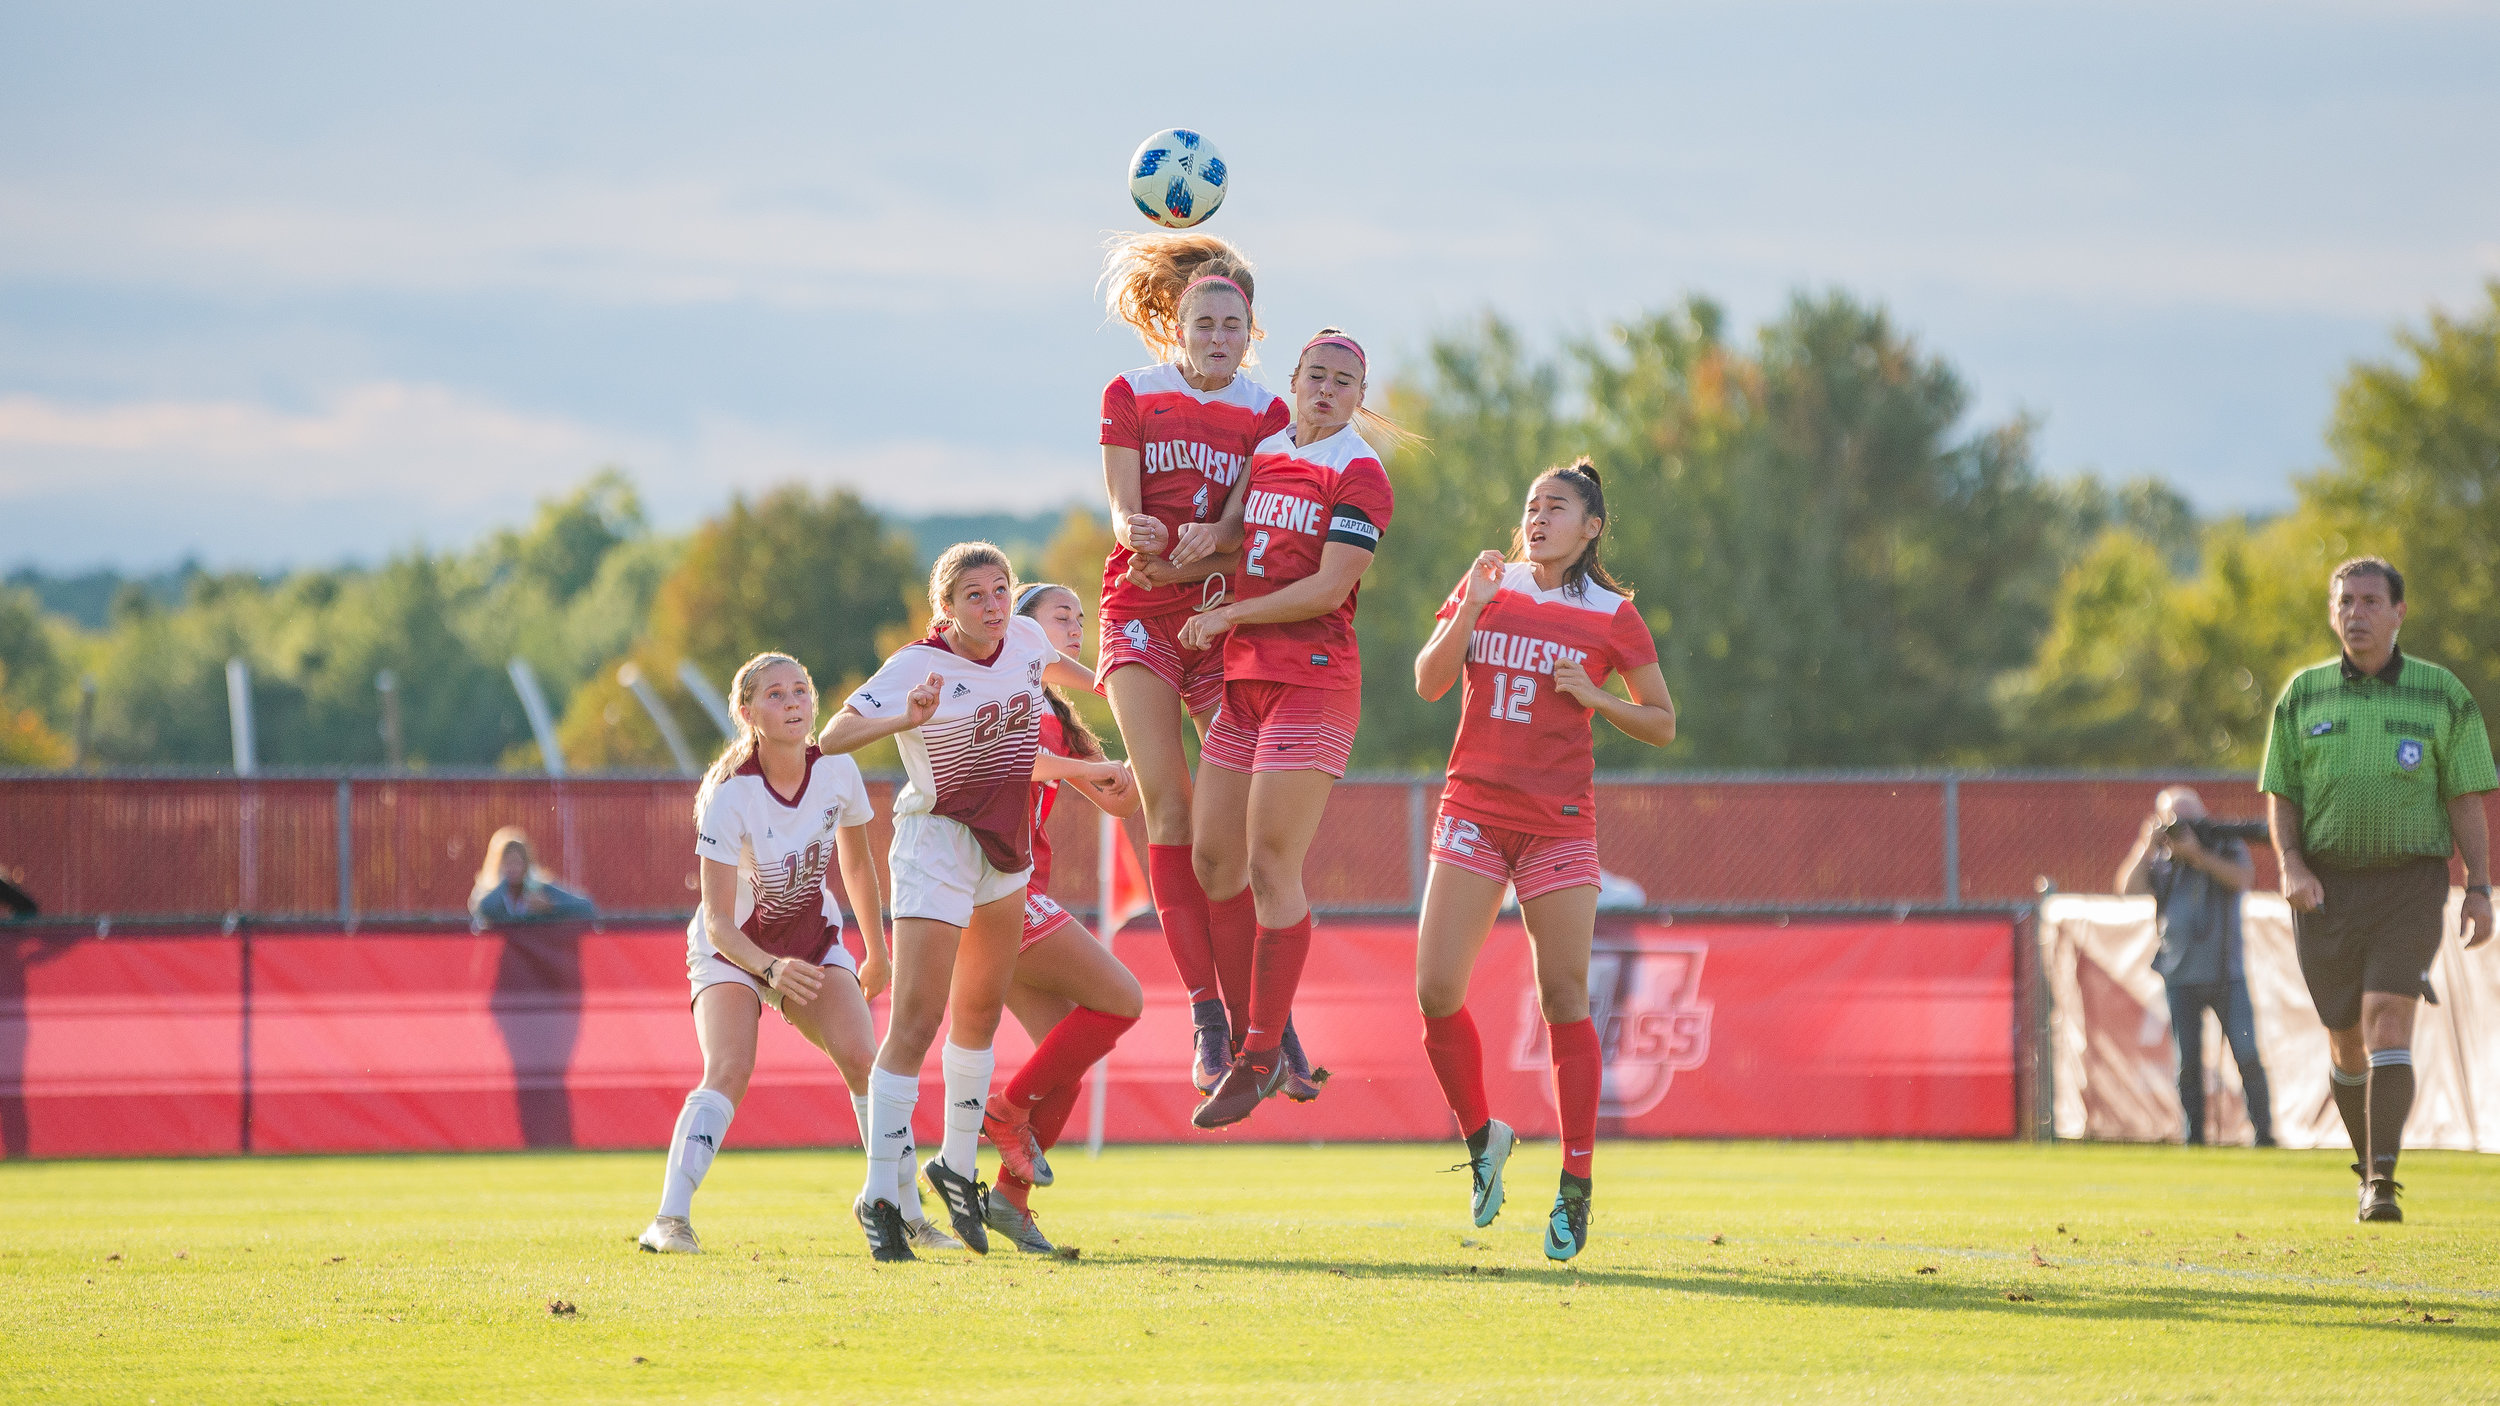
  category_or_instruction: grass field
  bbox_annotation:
[3,1140,2494,1403]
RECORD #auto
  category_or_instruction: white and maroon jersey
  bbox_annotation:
[691,746,876,962]
[1098,363,1289,618]
[1029,710,1067,895]
[1438,562,1659,838]
[846,615,1054,874]
[1224,423,1394,690]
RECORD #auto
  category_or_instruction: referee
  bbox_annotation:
[2260,556,2495,1223]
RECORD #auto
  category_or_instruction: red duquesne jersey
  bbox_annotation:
[1099,364,1290,617]
[846,615,1054,873]
[1029,711,1066,895]
[691,746,876,962]
[1223,424,1393,689]
[1439,563,1659,838]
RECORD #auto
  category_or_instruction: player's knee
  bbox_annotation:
[700,1054,754,1102]
[1246,851,1301,906]
[1140,789,1193,844]
[1415,978,1465,1020]
[1098,975,1146,1021]
[1192,846,1244,898]
[1536,980,1590,1025]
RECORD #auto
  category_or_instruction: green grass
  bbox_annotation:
[2,1140,2494,1403]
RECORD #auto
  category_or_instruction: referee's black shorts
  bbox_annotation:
[2292,857,2448,1030]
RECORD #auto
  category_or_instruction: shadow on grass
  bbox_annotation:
[1115,1252,2499,1336]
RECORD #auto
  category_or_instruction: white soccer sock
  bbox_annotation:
[939,1041,995,1177]
[658,1088,735,1220]
[862,1066,919,1209]
[850,1091,873,1148]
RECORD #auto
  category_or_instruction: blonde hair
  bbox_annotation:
[928,541,1017,623]
[692,651,811,823]
[473,825,545,894]
[1293,326,1423,452]
[1100,231,1262,364]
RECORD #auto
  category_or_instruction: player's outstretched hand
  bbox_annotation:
[771,956,824,1007]
[1461,549,1504,606]
[1124,514,1170,557]
[905,672,943,726]
[2282,863,2325,913]
[2463,890,2494,949]
[1552,655,1605,707]
[1176,606,1233,652]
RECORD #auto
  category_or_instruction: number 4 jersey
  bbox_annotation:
[845,614,1056,874]
[1438,562,1659,838]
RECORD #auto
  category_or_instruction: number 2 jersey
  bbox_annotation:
[1437,562,1659,838]
[691,746,876,962]
[1098,364,1290,619]
[845,614,1055,874]
[1224,423,1394,690]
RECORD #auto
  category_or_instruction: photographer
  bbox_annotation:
[2117,787,2275,1148]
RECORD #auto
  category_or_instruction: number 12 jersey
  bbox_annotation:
[1437,562,1658,838]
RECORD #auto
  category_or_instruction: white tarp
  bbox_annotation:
[2039,892,2496,1152]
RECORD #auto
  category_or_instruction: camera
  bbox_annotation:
[2163,817,2269,847]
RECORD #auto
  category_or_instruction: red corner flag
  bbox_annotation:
[1098,811,1154,937]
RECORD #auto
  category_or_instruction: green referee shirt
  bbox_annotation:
[2258,647,2499,869]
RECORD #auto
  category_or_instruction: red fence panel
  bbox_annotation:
[1,916,2019,1158]
[1958,778,2277,904]
[1596,779,1945,905]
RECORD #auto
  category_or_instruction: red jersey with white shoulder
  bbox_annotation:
[1099,363,1289,617]
[845,615,1055,874]
[1438,562,1659,838]
[690,746,876,962]
[1029,710,1066,895]
[1224,423,1394,689]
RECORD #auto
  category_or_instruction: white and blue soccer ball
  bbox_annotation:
[1127,129,1227,229]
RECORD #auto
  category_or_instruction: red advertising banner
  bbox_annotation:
[1,916,2016,1159]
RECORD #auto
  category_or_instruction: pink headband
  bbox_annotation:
[1182,274,1248,306]
[1301,332,1366,370]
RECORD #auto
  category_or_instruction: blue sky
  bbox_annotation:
[3,1,2496,570]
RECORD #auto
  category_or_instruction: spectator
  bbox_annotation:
[2116,786,2275,1147]
[469,826,595,926]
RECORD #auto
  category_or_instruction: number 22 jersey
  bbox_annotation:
[1437,562,1658,838]
[845,614,1055,874]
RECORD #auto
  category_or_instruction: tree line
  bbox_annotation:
[3,283,2495,774]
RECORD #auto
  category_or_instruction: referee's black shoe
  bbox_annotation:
[922,1155,993,1254]
[2359,1176,2404,1224]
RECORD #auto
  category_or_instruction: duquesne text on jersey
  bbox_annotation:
[1142,439,1247,484]
[1243,487,1325,535]
[1468,629,1589,676]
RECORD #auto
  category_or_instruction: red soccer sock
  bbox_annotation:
[1148,845,1221,1004]
[995,1169,1032,1212]
[1422,1008,1491,1137]
[1029,1077,1084,1152]
[1206,886,1260,1043]
[1005,1007,1138,1110]
[1241,915,1314,1057]
[1548,1018,1601,1178]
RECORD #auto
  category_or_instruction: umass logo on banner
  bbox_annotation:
[1513,935,1714,1117]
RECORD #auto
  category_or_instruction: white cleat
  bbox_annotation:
[637,1214,700,1253]
[903,1214,966,1252]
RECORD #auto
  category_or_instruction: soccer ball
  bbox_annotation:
[1127,129,1227,229]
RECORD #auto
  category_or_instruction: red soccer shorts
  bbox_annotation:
[1020,888,1079,951]
[1095,607,1227,717]
[1200,680,1360,777]
[1429,808,1601,903]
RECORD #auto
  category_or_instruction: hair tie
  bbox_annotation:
[1301,332,1366,370]
[1182,274,1248,306]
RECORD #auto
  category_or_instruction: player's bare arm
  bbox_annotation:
[818,672,941,754]
[699,857,823,1005]
[1415,550,1506,699]
[1104,444,1149,549]
[836,824,889,1001]
[1175,540,1373,651]
[1554,657,1675,747]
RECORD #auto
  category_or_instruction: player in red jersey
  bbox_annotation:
[1177,328,1406,1128]
[975,582,1147,1253]
[1096,232,1292,1095]
[1412,460,1677,1262]
[637,652,888,1255]
[819,544,1114,1261]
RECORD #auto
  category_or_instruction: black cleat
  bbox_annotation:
[1189,1000,1232,1095]
[1191,1047,1287,1129]
[2359,1176,2404,1223]
[1279,1018,1330,1103]
[922,1156,993,1254]
[853,1196,917,1263]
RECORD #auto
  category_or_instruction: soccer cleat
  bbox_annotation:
[1190,1009,1234,1096]
[853,1196,916,1263]
[983,1186,1057,1255]
[921,1156,993,1255]
[982,1094,1053,1188]
[1543,1183,1591,1262]
[2359,1176,2404,1224]
[1279,1018,1330,1103]
[902,1213,965,1253]
[635,1214,700,1254]
[1191,1048,1287,1129]
[1467,1120,1517,1228]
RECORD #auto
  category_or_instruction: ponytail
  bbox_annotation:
[1013,584,1105,761]
[691,651,810,824]
[1100,231,1262,364]
[1513,458,1630,601]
